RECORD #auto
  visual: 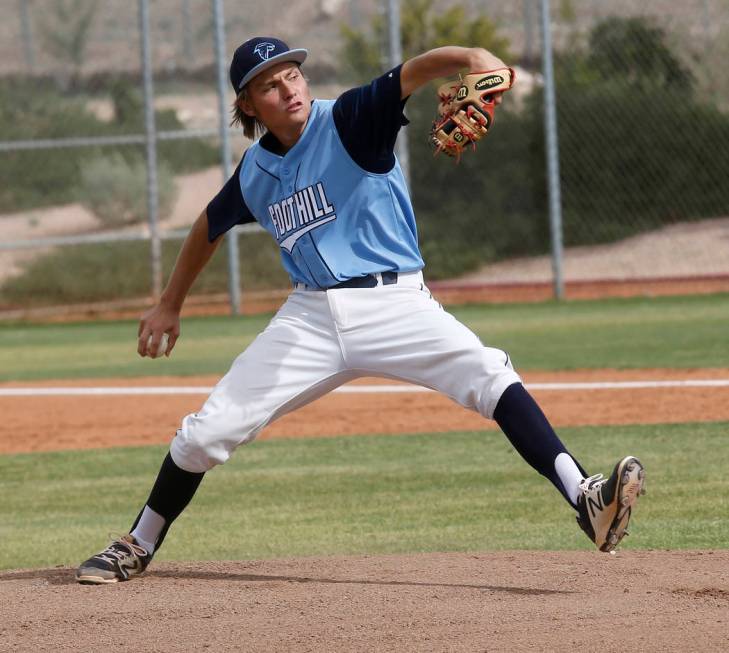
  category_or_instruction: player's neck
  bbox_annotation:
[267,124,306,153]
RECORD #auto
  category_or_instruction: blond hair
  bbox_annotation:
[230,87,266,140]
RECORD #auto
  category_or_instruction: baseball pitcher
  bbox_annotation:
[76,37,645,584]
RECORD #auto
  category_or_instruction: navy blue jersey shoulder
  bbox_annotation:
[333,64,410,174]
[205,154,255,243]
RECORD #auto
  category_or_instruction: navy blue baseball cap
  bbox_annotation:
[230,37,308,92]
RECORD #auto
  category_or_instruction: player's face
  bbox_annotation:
[242,62,311,141]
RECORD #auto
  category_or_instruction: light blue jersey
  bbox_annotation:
[239,99,423,287]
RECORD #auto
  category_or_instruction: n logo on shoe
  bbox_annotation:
[118,557,141,579]
[587,493,603,518]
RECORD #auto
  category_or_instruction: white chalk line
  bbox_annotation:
[1,379,729,397]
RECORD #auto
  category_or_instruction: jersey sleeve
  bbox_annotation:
[205,156,255,243]
[332,64,410,174]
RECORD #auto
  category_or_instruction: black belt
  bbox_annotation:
[329,271,398,289]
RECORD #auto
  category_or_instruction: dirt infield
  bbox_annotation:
[2,551,728,651]
[2,368,729,455]
[3,368,729,651]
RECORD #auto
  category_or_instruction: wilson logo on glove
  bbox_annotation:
[475,74,506,91]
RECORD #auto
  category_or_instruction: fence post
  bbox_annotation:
[18,0,35,73]
[539,0,564,300]
[212,0,240,315]
[182,0,194,61]
[138,0,163,300]
[385,0,409,186]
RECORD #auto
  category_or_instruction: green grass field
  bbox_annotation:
[1,423,728,571]
[1,293,728,381]
[1,293,728,570]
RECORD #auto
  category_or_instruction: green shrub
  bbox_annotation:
[407,92,547,279]
[556,86,729,246]
[0,79,218,213]
[0,82,108,212]
[78,152,177,227]
[107,79,220,174]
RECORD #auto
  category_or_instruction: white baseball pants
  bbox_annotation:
[170,271,521,473]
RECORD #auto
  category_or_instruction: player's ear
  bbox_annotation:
[237,91,256,118]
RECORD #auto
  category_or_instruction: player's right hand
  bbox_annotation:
[137,303,181,358]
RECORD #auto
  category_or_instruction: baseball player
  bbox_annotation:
[76,37,645,584]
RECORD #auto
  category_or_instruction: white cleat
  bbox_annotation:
[576,456,646,552]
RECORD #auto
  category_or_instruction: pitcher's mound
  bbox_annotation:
[2,550,727,651]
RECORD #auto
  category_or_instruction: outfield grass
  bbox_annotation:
[1,293,728,381]
[1,422,727,571]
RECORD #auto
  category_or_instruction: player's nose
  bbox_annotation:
[280,80,296,99]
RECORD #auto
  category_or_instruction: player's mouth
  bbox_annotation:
[286,101,304,113]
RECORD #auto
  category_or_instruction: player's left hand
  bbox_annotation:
[430,67,515,160]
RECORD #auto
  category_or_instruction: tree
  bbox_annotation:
[340,0,511,84]
[587,17,693,92]
[39,0,99,89]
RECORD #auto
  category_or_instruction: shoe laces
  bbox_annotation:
[579,473,605,494]
[96,536,148,565]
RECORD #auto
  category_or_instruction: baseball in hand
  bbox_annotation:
[147,332,169,359]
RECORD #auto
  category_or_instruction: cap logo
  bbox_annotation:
[254,42,277,61]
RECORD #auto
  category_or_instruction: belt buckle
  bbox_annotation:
[381,271,398,286]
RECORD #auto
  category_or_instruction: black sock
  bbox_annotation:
[493,382,587,506]
[130,452,205,552]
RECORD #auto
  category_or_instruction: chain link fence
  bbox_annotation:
[531,0,729,295]
[1,0,728,319]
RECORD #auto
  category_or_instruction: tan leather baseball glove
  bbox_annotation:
[431,67,515,159]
